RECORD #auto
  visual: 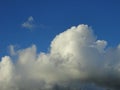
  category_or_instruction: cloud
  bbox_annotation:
[8,45,16,56]
[22,16,35,30]
[1,24,120,90]
[22,16,49,31]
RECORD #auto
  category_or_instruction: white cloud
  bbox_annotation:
[22,16,35,30]
[1,24,120,90]
[22,16,49,31]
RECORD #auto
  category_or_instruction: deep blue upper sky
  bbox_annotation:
[0,0,120,57]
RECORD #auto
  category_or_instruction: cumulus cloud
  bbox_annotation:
[22,16,35,30]
[1,24,120,90]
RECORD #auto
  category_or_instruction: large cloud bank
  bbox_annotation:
[1,24,120,90]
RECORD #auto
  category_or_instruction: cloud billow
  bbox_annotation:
[0,24,120,90]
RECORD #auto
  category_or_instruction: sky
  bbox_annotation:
[0,0,120,57]
[0,0,120,90]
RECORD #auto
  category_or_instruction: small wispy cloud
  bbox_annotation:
[8,45,17,56]
[22,16,36,30]
[22,16,49,31]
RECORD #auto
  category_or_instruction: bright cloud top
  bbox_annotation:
[0,24,120,90]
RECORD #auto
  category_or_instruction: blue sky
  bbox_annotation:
[0,0,120,57]
[1,1,120,89]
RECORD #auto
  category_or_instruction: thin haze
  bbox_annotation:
[0,24,120,90]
